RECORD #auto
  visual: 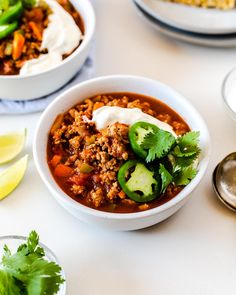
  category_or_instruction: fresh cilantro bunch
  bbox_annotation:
[141,128,201,193]
[0,231,65,295]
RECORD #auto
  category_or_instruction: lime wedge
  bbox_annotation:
[0,129,26,165]
[0,155,28,200]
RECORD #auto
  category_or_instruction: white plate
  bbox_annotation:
[134,1,236,47]
[134,0,236,35]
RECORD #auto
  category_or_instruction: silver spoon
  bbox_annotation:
[212,152,236,212]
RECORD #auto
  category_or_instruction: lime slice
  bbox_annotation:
[0,129,26,165]
[0,155,28,200]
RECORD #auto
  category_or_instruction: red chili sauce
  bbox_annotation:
[47,93,190,213]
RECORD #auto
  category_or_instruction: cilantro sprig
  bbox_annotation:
[141,129,176,162]
[0,231,65,295]
[134,125,201,193]
[159,163,173,193]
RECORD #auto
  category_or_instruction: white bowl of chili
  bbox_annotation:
[0,0,95,100]
[34,75,210,231]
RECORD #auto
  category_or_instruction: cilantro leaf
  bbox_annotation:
[169,153,199,173]
[142,130,175,162]
[2,248,27,271]
[26,230,44,257]
[27,230,39,253]
[173,131,200,157]
[177,131,200,147]
[174,166,197,186]
[3,245,11,257]
[0,269,22,295]
[159,164,173,193]
[175,153,199,167]
[24,260,64,295]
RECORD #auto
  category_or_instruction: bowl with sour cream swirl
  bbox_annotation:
[33,75,210,231]
[0,0,95,100]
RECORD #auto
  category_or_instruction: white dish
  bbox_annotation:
[0,0,95,101]
[221,66,236,121]
[134,0,236,35]
[134,1,236,47]
[33,75,210,231]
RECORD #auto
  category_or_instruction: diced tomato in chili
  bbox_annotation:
[28,21,42,41]
[54,164,73,177]
[12,31,25,60]
[68,173,91,186]
[31,8,44,21]
[50,155,62,168]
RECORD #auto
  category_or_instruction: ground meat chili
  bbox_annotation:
[47,93,191,214]
[0,0,84,75]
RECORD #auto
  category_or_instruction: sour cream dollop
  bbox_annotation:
[20,0,82,75]
[91,106,177,137]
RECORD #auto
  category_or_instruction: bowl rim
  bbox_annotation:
[0,235,59,260]
[221,65,236,119]
[34,74,211,221]
[0,0,95,80]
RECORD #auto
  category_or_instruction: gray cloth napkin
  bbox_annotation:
[0,48,95,115]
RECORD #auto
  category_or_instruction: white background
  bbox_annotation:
[1,0,236,294]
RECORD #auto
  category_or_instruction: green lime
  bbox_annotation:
[0,129,26,164]
[0,154,28,200]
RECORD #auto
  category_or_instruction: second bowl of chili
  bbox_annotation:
[0,0,95,100]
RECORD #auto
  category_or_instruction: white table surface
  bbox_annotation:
[1,1,236,294]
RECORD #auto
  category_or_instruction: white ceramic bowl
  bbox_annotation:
[0,0,95,100]
[34,75,210,231]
